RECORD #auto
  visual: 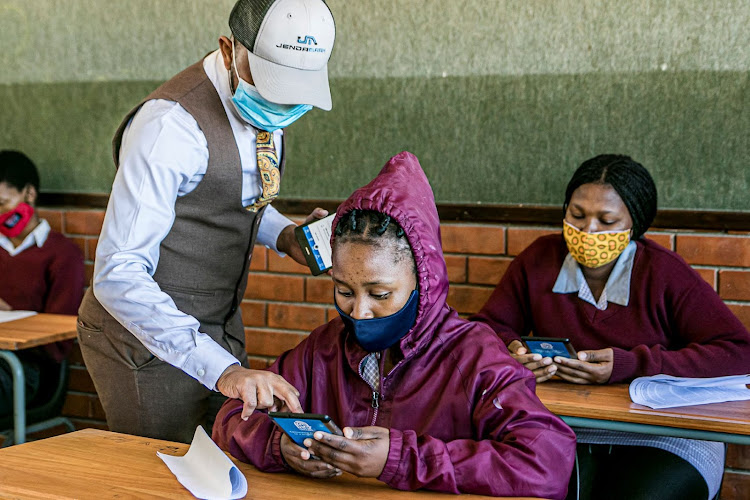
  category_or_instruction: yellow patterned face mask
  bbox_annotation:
[563,220,631,268]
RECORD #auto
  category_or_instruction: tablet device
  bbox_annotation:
[520,336,577,359]
[294,213,336,276]
[267,412,343,448]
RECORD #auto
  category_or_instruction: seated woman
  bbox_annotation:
[0,150,85,417]
[213,152,576,498]
[472,154,750,500]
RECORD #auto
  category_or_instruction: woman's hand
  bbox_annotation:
[303,426,390,478]
[554,348,614,384]
[280,433,341,478]
[507,339,557,383]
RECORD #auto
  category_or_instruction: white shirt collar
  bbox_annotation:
[552,240,637,309]
[0,219,51,256]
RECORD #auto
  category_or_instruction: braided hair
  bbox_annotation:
[334,209,415,271]
[563,154,657,240]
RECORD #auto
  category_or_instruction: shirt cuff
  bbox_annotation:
[257,205,294,255]
[181,337,241,390]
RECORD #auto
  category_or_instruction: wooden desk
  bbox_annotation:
[0,429,538,499]
[0,313,78,445]
[537,381,750,445]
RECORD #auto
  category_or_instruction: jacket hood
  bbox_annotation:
[332,151,449,358]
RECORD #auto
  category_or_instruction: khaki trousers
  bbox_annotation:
[77,289,248,443]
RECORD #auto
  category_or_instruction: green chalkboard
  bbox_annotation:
[0,0,748,210]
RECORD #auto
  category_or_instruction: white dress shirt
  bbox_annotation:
[552,241,636,310]
[93,50,294,390]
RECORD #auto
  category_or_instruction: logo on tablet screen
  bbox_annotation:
[294,420,314,431]
[540,342,553,350]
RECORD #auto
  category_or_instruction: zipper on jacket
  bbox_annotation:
[370,352,389,426]
[371,391,380,425]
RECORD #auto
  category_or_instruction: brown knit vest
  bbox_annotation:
[81,58,285,346]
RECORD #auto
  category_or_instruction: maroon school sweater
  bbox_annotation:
[472,234,750,382]
[0,230,85,361]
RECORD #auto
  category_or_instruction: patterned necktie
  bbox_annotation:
[246,130,280,212]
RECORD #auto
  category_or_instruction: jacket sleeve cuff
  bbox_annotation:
[502,332,522,347]
[377,428,403,485]
[270,427,290,469]
[610,347,638,383]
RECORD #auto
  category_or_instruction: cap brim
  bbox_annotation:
[247,51,332,111]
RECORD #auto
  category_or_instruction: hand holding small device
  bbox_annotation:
[270,412,344,478]
[508,337,576,384]
[277,208,329,267]
[554,347,614,385]
[279,432,342,478]
[520,336,577,359]
[269,411,343,447]
[294,213,336,275]
[304,426,390,478]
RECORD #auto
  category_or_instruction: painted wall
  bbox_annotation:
[1,0,748,209]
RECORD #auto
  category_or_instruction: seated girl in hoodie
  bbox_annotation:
[212,152,576,498]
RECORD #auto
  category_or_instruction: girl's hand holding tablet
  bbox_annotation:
[507,339,558,383]
[280,433,342,478]
[553,348,614,384]
[303,426,390,478]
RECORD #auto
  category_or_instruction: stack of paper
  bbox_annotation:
[629,374,750,409]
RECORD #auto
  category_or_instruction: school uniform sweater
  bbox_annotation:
[472,234,750,498]
[472,234,750,383]
[0,227,84,361]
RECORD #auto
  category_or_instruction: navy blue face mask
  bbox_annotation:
[335,290,420,352]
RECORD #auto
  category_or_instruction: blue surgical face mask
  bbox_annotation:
[229,41,312,132]
[335,290,420,352]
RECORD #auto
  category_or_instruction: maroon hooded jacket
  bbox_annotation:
[213,152,576,498]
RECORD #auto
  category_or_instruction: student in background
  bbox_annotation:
[213,152,576,499]
[0,150,85,416]
[472,154,750,499]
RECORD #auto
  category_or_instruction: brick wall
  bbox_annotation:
[38,207,750,498]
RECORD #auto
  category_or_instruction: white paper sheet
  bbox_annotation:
[629,374,750,409]
[157,426,247,500]
[0,310,37,323]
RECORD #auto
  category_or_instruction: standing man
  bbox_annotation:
[77,0,336,442]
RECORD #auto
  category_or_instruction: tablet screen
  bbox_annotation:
[524,339,574,358]
[300,214,335,273]
[270,415,338,447]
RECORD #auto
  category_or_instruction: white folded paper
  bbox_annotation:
[0,310,37,323]
[157,426,247,500]
[629,374,750,409]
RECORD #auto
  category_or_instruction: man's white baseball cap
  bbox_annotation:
[229,0,336,110]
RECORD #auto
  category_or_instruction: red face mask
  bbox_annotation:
[0,202,35,238]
